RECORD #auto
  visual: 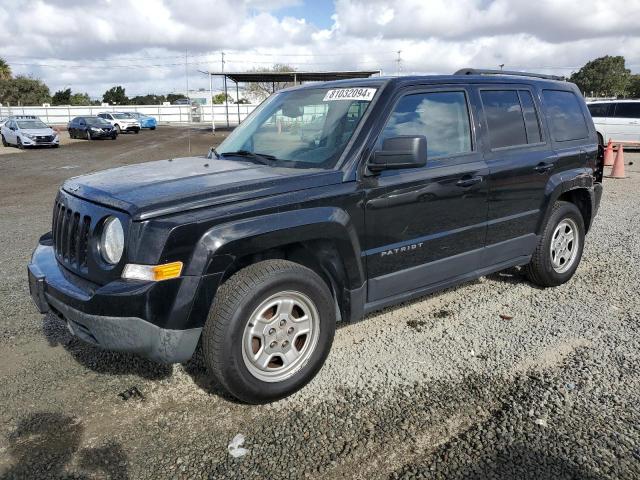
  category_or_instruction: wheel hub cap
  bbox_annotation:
[242,291,319,383]
[550,218,579,273]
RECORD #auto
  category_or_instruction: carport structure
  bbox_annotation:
[199,70,381,130]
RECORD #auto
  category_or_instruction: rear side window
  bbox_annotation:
[614,103,640,119]
[518,91,542,144]
[481,90,527,148]
[542,90,588,142]
[588,103,611,118]
[379,91,472,159]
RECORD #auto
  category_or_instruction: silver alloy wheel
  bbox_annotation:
[550,218,579,273]
[242,290,320,383]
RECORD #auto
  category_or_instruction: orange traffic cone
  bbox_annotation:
[604,139,614,166]
[609,144,626,179]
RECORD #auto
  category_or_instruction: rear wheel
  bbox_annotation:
[202,260,336,404]
[525,201,585,287]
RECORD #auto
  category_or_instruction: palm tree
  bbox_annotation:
[0,58,11,80]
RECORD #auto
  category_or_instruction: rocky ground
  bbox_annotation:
[0,131,638,479]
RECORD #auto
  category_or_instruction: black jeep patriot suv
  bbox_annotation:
[28,69,603,403]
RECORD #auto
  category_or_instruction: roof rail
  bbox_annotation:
[454,68,565,81]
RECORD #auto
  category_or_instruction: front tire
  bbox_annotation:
[86,130,93,140]
[202,260,336,404]
[1,134,7,147]
[525,201,585,287]
[115,124,121,134]
[17,138,23,149]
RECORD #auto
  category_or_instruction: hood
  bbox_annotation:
[21,128,56,135]
[62,156,343,220]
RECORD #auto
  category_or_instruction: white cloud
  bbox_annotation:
[0,0,638,98]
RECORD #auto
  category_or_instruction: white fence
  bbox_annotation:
[0,103,259,127]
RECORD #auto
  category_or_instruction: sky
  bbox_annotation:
[0,0,639,99]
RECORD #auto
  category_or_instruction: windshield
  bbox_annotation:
[216,86,377,169]
[85,117,111,126]
[17,120,48,129]
[112,113,131,119]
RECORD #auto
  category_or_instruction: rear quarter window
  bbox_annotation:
[543,90,588,142]
[587,103,611,118]
[614,103,640,119]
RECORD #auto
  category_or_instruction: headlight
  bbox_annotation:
[24,133,35,139]
[100,216,124,264]
[91,127,101,131]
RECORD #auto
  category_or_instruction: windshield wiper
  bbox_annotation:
[220,150,277,165]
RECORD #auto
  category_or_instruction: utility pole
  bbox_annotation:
[396,50,402,76]
[222,51,229,128]
[185,49,191,153]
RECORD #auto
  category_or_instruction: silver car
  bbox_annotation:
[1,117,60,148]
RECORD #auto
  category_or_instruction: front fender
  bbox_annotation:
[185,207,366,289]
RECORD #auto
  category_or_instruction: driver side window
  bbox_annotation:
[378,91,472,159]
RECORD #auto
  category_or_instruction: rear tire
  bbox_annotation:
[150,126,156,130]
[525,201,585,287]
[202,260,336,404]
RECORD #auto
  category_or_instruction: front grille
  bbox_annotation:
[35,135,55,143]
[52,201,91,271]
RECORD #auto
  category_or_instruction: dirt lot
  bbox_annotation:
[0,128,639,479]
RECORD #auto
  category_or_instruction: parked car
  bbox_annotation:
[125,112,157,130]
[28,70,603,403]
[97,112,140,134]
[172,98,191,105]
[1,116,60,148]
[68,116,117,140]
[587,100,640,145]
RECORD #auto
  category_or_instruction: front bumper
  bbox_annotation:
[28,241,201,363]
[89,129,116,138]
[22,136,60,147]
[121,125,140,132]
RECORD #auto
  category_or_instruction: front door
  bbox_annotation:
[363,87,489,303]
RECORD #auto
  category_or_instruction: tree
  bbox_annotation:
[628,75,640,99]
[166,93,187,104]
[246,64,296,101]
[235,98,250,104]
[212,92,232,104]
[51,88,72,105]
[69,92,91,106]
[130,94,166,105]
[569,56,631,97]
[102,86,128,105]
[0,76,51,105]
[0,57,11,80]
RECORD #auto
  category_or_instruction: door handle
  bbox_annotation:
[534,162,554,173]
[456,175,483,187]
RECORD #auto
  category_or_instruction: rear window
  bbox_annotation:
[588,103,611,118]
[614,103,640,119]
[542,90,588,142]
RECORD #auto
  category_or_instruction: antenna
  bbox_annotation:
[396,50,402,76]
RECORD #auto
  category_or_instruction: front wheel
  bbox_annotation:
[17,138,23,149]
[86,130,93,140]
[202,260,336,403]
[1,134,7,147]
[525,201,585,287]
[115,124,121,134]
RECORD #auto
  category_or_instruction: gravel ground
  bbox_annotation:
[0,133,638,479]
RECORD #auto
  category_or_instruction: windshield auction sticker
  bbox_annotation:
[323,88,377,102]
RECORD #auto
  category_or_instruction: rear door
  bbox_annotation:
[477,85,553,267]
[610,102,640,142]
[5,120,17,144]
[363,86,489,302]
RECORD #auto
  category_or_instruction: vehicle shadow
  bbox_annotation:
[485,266,544,290]
[42,313,172,381]
[180,346,243,403]
[0,412,129,479]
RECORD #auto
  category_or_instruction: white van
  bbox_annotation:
[587,100,640,145]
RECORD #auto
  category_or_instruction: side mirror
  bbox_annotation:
[368,135,427,172]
